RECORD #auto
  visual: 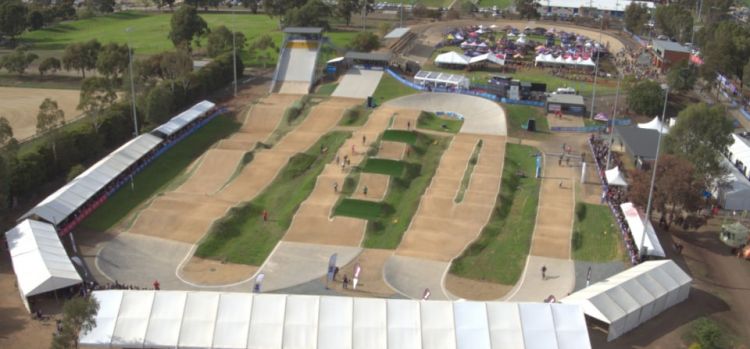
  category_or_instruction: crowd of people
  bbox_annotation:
[614,47,659,81]
[590,135,641,265]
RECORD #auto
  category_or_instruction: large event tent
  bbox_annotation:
[637,116,669,134]
[620,202,665,257]
[715,157,750,211]
[434,51,470,66]
[605,166,628,186]
[21,133,163,225]
[5,219,82,311]
[153,101,215,137]
[414,70,471,89]
[534,54,595,68]
[727,133,750,178]
[80,290,592,349]
[561,260,691,341]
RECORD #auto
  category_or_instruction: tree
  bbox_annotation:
[624,3,649,35]
[654,4,693,42]
[745,60,750,88]
[698,21,750,89]
[206,25,246,58]
[0,116,12,148]
[78,77,117,133]
[144,84,173,125]
[262,0,307,17]
[0,47,38,75]
[285,0,332,29]
[336,0,359,26]
[664,103,734,182]
[168,5,209,50]
[36,98,65,162]
[248,34,276,68]
[160,50,193,92]
[96,43,130,80]
[62,40,101,78]
[50,296,99,349]
[515,0,539,20]
[0,1,28,44]
[666,60,697,92]
[86,0,115,13]
[348,31,380,52]
[626,80,665,116]
[27,9,44,30]
[628,154,704,224]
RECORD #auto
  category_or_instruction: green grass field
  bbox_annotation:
[417,112,463,134]
[361,158,406,177]
[478,0,512,7]
[572,203,623,262]
[334,199,384,220]
[455,140,481,203]
[504,104,549,137]
[450,143,540,284]
[372,73,418,104]
[81,115,241,231]
[195,131,350,265]
[381,129,417,145]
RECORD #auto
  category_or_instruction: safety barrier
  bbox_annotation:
[435,111,464,120]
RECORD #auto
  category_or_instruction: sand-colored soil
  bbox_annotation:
[179,256,257,285]
[390,109,421,130]
[547,113,585,129]
[377,141,406,160]
[277,81,310,95]
[529,155,577,259]
[444,274,513,300]
[0,87,81,141]
[395,134,506,262]
[352,173,390,201]
[323,248,396,298]
[174,149,245,195]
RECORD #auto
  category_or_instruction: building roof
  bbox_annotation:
[345,51,393,62]
[153,100,216,137]
[434,51,469,65]
[547,94,585,105]
[282,27,323,35]
[614,125,660,160]
[385,27,411,40]
[561,260,691,341]
[536,0,654,12]
[619,202,665,257]
[80,290,592,349]
[652,39,691,54]
[5,219,82,301]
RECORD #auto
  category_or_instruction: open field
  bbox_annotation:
[504,104,549,137]
[417,111,463,133]
[572,202,624,262]
[372,73,418,104]
[449,143,540,284]
[82,115,241,231]
[0,86,81,141]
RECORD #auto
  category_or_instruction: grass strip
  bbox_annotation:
[361,158,406,177]
[338,104,373,127]
[417,111,464,134]
[382,129,417,145]
[265,95,316,145]
[455,140,483,203]
[372,73,418,105]
[334,199,385,220]
[316,82,338,96]
[194,131,351,265]
[361,132,450,249]
[504,105,549,137]
[81,115,241,231]
[449,143,540,284]
[572,203,623,262]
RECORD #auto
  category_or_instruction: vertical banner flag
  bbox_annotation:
[352,263,362,290]
[327,253,338,283]
[535,153,542,178]
[581,162,587,183]
[586,266,592,288]
[254,273,265,293]
[422,288,431,300]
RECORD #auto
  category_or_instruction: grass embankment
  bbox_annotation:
[572,203,623,262]
[81,115,241,231]
[361,158,406,177]
[372,73,417,105]
[450,143,540,284]
[381,129,417,145]
[339,104,373,126]
[335,132,450,249]
[504,104,549,137]
[316,82,338,96]
[417,111,463,134]
[455,140,482,203]
[195,131,351,265]
[265,95,316,145]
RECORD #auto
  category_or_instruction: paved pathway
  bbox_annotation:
[332,68,384,99]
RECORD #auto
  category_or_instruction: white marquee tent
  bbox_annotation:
[153,100,216,137]
[21,133,163,225]
[561,260,691,341]
[5,219,82,311]
[727,133,750,178]
[637,116,669,134]
[80,291,592,349]
[414,70,471,89]
[605,166,628,187]
[434,51,470,66]
[620,202,666,257]
[715,157,750,211]
[468,53,506,65]
[534,54,596,68]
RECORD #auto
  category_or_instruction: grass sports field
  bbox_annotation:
[572,203,624,262]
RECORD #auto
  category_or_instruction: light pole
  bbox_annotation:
[400,0,404,28]
[605,73,622,170]
[642,84,669,259]
[232,9,237,97]
[125,27,138,137]
[589,21,604,119]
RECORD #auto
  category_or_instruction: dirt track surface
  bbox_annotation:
[395,134,506,262]
[529,153,576,259]
[0,87,81,141]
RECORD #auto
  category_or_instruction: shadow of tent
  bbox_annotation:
[587,287,730,348]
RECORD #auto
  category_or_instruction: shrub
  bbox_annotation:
[67,164,85,182]
[575,202,587,221]
[690,318,726,349]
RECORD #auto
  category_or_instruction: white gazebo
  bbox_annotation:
[637,116,669,134]
[561,260,691,341]
[435,51,469,66]
[620,202,666,257]
[80,291,592,349]
[605,166,628,187]
[5,219,83,311]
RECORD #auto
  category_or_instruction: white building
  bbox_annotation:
[536,0,656,17]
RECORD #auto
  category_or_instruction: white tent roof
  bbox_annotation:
[535,0,654,12]
[637,116,669,134]
[80,291,592,349]
[5,219,82,300]
[605,166,628,186]
[620,203,666,257]
[435,51,469,65]
[153,100,215,137]
[469,53,505,65]
[561,260,691,341]
[534,54,595,67]
[727,134,750,173]
[715,157,750,211]
[21,133,163,224]
[413,70,471,89]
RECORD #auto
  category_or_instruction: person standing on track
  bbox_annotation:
[262,209,268,223]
